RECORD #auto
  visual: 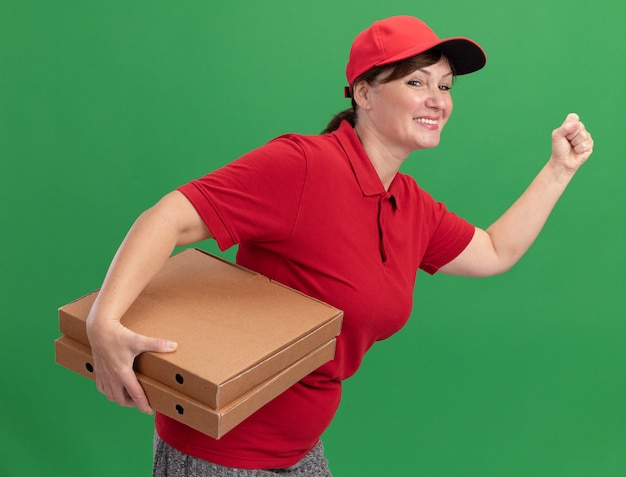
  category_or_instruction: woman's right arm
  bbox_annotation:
[86,190,213,414]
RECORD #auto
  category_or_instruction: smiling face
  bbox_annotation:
[354,56,454,159]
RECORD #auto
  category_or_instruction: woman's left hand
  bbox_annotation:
[550,113,594,175]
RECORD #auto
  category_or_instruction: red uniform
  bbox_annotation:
[156,120,475,469]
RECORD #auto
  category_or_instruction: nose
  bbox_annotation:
[425,86,448,111]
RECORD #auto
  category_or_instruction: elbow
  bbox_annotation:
[479,252,521,278]
[481,231,524,277]
[465,249,519,278]
[464,264,511,279]
[484,262,514,278]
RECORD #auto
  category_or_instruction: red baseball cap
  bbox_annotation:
[346,16,487,87]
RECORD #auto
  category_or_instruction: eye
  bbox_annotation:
[439,84,452,92]
[407,80,422,87]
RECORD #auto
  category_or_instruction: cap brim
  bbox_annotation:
[374,37,486,76]
[435,38,487,75]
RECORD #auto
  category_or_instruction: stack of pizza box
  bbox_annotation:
[55,248,343,439]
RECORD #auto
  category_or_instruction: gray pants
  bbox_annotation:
[153,433,333,477]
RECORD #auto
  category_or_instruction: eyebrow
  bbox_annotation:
[416,68,454,78]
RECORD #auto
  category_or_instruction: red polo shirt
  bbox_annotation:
[156,120,475,469]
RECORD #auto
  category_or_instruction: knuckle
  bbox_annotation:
[129,392,146,403]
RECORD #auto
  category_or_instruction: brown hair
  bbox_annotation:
[322,50,455,134]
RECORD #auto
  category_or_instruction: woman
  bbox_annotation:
[86,15,594,476]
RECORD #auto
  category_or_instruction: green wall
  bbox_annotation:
[1,1,624,475]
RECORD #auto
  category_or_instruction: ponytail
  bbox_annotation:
[321,107,356,134]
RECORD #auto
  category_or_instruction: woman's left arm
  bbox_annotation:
[439,113,594,278]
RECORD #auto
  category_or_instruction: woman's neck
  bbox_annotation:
[354,123,407,191]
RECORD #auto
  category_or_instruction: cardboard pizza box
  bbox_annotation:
[58,248,342,409]
[55,335,336,439]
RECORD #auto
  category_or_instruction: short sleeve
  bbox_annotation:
[419,199,475,275]
[177,137,307,251]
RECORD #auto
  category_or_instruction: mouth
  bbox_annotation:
[414,117,439,126]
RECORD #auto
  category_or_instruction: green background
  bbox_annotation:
[1,1,624,475]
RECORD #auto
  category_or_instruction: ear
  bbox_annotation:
[352,80,372,111]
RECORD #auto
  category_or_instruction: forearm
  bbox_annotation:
[485,160,574,270]
[87,210,178,331]
[87,191,210,329]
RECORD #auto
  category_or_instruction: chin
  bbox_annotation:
[415,139,441,150]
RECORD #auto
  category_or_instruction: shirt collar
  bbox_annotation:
[333,120,401,209]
